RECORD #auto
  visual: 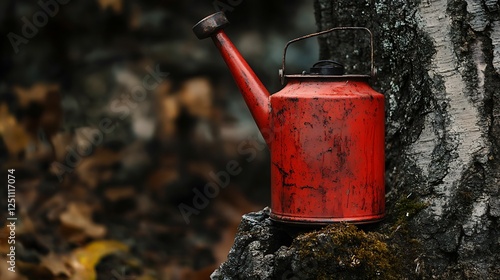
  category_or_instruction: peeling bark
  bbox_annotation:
[315,0,500,278]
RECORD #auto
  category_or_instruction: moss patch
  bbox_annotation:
[390,195,428,233]
[292,223,399,280]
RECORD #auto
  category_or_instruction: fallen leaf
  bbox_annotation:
[97,0,123,13]
[13,83,62,137]
[146,168,178,193]
[51,132,73,162]
[60,202,106,239]
[0,104,30,155]
[158,95,180,138]
[73,148,120,188]
[104,186,135,202]
[40,194,68,222]
[40,252,71,277]
[69,240,129,280]
[179,78,213,119]
[12,84,58,107]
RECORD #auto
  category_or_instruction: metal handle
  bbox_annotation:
[280,27,375,85]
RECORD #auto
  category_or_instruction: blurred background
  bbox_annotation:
[0,0,318,279]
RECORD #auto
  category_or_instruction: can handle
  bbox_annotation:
[279,27,375,85]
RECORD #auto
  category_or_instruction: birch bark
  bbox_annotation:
[315,0,500,278]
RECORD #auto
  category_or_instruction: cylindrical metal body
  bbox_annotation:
[269,79,385,224]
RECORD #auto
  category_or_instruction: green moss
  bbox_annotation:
[292,223,399,280]
[390,195,428,234]
[276,197,428,279]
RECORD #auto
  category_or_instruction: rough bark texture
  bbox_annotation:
[214,0,500,279]
[317,0,500,278]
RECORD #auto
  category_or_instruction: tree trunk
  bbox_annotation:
[315,0,500,278]
[212,1,500,279]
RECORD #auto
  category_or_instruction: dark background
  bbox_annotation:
[0,0,319,279]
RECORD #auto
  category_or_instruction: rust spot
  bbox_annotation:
[333,135,350,169]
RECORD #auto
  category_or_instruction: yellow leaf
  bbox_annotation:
[0,104,30,155]
[70,240,129,280]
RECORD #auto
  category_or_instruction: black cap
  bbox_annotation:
[309,60,345,75]
[193,12,229,39]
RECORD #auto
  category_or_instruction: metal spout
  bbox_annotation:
[193,12,271,144]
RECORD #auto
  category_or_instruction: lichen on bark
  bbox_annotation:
[314,0,500,278]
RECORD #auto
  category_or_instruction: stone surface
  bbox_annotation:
[212,208,399,280]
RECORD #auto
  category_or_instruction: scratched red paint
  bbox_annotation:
[270,80,385,224]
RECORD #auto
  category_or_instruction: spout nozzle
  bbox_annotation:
[193,12,229,39]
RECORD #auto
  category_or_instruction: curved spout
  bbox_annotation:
[193,12,271,144]
[212,31,271,137]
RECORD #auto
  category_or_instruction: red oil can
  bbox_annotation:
[193,12,385,224]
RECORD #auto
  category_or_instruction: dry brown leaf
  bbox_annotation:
[12,84,59,108]
[40,194,68,222]
[158,96,180,139]
[60,202,106,239]
[97,0,123,13]
[0,104,30,155]
[14,179,41,219]
[40,252,71,277]
[51,132,73,162]
[12,83,62,136]
[74,148,120,188]
[104,186,135,202]
[153,78,172,98]
[179,78,213,119]
[146,168,179,193]
[7,83,62,160]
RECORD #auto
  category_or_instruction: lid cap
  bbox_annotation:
[309,60,344,75]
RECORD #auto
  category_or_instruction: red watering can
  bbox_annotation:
[193,12,385,224]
